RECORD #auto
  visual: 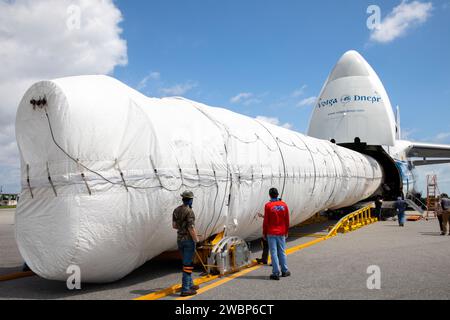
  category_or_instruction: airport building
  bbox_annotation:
[0,194,18,207]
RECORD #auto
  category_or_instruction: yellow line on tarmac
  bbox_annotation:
[176,264,262,300]
[135,235,329,301]
[168,205,372,300]
[286,237,327,255]
[177,236,327,300]
[289,233,329,238]
[134,274,220,300]
[0,271,35,282]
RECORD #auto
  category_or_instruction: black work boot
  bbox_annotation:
[282,271,291,277]
[180,289,197,297]
[256,258,268,265]
[270,274,280,280]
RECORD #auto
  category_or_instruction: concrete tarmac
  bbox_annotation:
[1,208,449,300]
[0,209,23,271]
[188,217,450,300]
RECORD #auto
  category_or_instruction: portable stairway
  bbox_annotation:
[426,174,439,220]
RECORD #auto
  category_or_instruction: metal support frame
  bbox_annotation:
[426,174,439,220]
[327,205,377,237]
[194,231,252,276]
[207,236,252,276]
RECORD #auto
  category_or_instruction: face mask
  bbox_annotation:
[184,199,193,208]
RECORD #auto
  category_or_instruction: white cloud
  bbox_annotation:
[400,127,417,140]
[0,0,127,193]
[433,132,450,143]
[414,165,450,195]
[230,92,263,106]
[370,1,433,44]
[136,73,199,97]
[297,96,317,107]
[291,85,307,98]
[230,92,253,104]
[137,71,160,90]
[255,116,293,130]
[159,81,198,96]
[242,98,262,106]
[281,123,293,130]
[410,129,450,195]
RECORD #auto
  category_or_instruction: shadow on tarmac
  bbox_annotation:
[419,232,446,237]
[0,220,335,299]
[0,257,183,299]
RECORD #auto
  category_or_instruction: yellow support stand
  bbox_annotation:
[194,231,225,269]
[327,205,377,239]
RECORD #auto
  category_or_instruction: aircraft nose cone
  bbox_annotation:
[307,49,396,146]
[328,50,372,82]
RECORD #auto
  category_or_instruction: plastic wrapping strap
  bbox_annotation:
[202,163,221,239]
[195,162,201,187]
[296,134,317,194]
[26,164,34,199]
[227,173,233,206]
[115,159,129,192]
[277,137,308,151]
[255,134,279,152]
[237,167,241,184]
[212,164,218,186]
[43,106,176,191]
[46,162,57,197]
[275,137,287,195]
[178,166,184,185]
[254,119,287,198]
[229,132,259,144]
[149,156,163,188]
[76,159,92,196]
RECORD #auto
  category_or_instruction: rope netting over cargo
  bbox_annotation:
[38,96,380,236]
[15,75,382,282]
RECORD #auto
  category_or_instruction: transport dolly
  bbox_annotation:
[195,233,253,276]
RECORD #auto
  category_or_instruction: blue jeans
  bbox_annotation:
[267,235,288,276]
[178,240,196,292]
[375,208,382,220]
[398,211,406,225]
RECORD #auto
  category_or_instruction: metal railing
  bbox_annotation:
[327,205,377,238]
[407,193,428,211]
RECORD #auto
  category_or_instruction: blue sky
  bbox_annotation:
[1,0,449,194]
[114,0,450,136]
[112,0,450,194]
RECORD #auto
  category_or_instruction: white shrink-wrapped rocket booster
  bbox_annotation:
[15,75,382,282]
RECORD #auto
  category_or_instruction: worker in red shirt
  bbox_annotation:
[263,188,291,280]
